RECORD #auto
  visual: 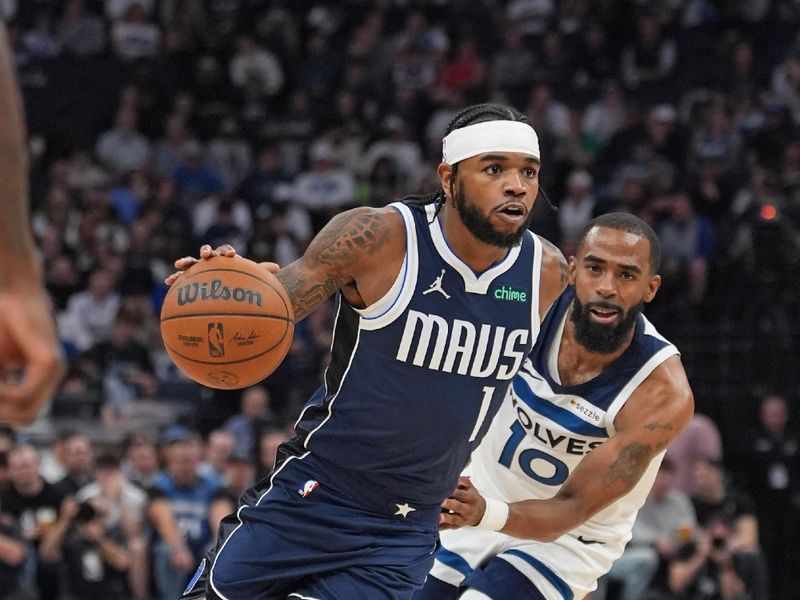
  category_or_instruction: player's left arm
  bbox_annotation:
[442,355,694,540]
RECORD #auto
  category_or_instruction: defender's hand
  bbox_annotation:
[439,476,486,530]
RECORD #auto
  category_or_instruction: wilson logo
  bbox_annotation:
[177,279,263,307]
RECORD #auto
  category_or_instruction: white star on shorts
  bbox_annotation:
[394,503,416,518]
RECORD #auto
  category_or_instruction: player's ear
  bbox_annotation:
[643,274,661,303]
[437,163,453,199]
[567,256,577,285]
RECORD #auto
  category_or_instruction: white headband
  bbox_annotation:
[442,121,540,165]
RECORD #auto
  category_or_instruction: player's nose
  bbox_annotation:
[502,171,527,197]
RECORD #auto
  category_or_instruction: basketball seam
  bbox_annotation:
[160,312,293,323]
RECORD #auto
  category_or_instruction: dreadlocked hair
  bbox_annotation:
[406,103,529,222]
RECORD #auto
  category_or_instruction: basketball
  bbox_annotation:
[160,255,294,390]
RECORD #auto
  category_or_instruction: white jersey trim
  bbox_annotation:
[605,343,680,436]
[426,203,523,294]
[529,233,542,336]
[357,202,418,330]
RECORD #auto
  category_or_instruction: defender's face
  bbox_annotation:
[438,151,539,247]
[570,227,660,328]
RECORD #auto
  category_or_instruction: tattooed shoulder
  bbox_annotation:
[308,208,396,268]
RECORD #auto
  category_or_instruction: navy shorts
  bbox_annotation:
[183,452,441,600]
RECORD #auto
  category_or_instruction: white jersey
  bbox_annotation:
[431,287,679,600]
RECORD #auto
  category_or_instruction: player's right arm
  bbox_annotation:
[167,206,406,322]
[536,235,568,321]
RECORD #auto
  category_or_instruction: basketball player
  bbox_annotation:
[415,213,694,600]
[169,104,568,599]
[0,23,64,425]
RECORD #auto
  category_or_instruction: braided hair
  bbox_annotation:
[406,103,529,221]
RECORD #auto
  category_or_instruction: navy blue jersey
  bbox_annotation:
[291,201,543,507]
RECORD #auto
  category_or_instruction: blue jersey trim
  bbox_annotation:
[512,380,609,438]
[436,546,473,577]
[504,549,574,600]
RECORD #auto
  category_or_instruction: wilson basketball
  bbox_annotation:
[160,255,294,389]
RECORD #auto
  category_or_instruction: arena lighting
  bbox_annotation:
[760,203,778,220]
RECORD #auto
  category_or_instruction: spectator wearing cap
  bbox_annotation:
[148,426,226,600]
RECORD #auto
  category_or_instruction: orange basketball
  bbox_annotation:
[160,255,294,390]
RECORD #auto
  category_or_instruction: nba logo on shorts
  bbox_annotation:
[298,480,319,497]
[208,322,225,357]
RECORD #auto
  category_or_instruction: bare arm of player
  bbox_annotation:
[166,207,405,322]
[0,22,65,424]
[440,355,694,539]
[536,235,568,321]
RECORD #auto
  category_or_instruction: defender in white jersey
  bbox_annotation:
[416,213,694,600]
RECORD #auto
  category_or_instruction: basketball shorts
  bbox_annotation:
[182,452,441,600]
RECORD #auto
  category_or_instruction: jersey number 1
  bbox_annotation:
[468,386,495,442]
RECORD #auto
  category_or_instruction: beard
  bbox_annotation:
[569,294,644,354]
[452,185,531,248]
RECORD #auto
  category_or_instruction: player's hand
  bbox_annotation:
[439,476,486,530]
[164,245,280,286]
[0,283,65,425]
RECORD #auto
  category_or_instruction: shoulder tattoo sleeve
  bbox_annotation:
[276,209,392,320]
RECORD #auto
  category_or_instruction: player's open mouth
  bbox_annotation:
[496,203,526,223]
[589,308,620,323]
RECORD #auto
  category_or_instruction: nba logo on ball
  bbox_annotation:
[208,322,225,357]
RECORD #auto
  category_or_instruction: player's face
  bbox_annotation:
[568,227,661,354]
[439,152,539,248]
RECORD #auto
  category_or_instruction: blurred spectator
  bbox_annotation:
[1,446,66,600]
[666,413,723,495]
[53,432,95,496]
[582,81,628,151]
[172,140,226,203]
[742,394,800,598]
[692,457,759,552]
[199,429,234,486]
[76,453,149,600]
[110,1,161,62]
[57,0,107,58]
[0,498,29,600]
[152,115,198,178]
[656,190,715,306]
[667,518,768,600]
[246,196,311,267]
[95,107,152,175]
[620,9,677,104]
[39,496,132,599]
[557,169,597,256]
[215,451,256,507]
[236,146,292,216]
[438,38,486,95]
[147,426,225,600]
[223,386,281,459]
[122,433,160,490]
[206,116,252,190]
[294,140,357,232]
[505,0,555,39]
[595,458,697,600]
[228,34,284,98]
[256,427,291,481]
[360,116,422,193]
[490,26,536,105]
[80,309,157,424]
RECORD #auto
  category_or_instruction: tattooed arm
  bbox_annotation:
[536,235,568,321]
[505,355,692,540]
[441,355,693,540]
[275,206,404,321]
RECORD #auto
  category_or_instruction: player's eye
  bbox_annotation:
[523,167,537,179]
[486,164,501,175]
[620,272,635,280]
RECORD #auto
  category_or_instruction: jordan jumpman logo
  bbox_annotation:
[423,269,451,299]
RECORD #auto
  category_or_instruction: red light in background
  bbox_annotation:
[760,204,777,220]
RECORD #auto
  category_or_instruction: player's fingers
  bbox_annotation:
[440,497,468,515]
[174,256,198,269]
[0,357,64,426]
[199,244,213,258]
[439,511,467,529]
[164,272,182,286]
[209,244,236,257]
[258,261,281,274]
